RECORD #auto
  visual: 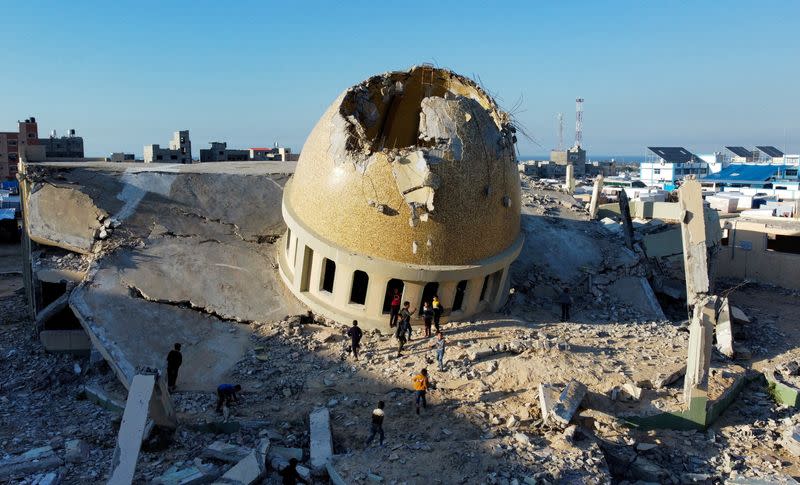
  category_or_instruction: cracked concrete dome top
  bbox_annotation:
[284,66,521,266]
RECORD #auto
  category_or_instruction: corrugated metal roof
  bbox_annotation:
[702,164,783,182]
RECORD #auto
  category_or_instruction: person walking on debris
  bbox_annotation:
[431,332,446,371]
[279,458,308,485]
[389,288,402,328]
[432,295,443,333]
[399,301,415,341]
[422,302,434,338]
[412,368,429,415]
[166,343,182,393]
[365,400,386,447]
[347,320,363,360]
[559,287,573,322]
[215,383,241,413]
[395,318,408,357]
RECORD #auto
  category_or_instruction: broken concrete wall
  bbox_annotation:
[26,183,108,254]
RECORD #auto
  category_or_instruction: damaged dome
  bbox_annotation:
[285,65,521,266]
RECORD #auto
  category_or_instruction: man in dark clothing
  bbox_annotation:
[279,458,308,485]
[398,301,415,341]
[388,289,401,328]
[166,343,182,392]
[299,310,314,325]
[215,383,241,413]
[365,400,385,447]
[395,320,407,357]
[347,320,363,360]
[559,288,573,322]
[421,302,434,338]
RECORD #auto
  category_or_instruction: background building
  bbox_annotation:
[39,129,84,158]
[639,147,708,190]
[144,130,192,163]
[199,142,249,162]
[0,117,40,180]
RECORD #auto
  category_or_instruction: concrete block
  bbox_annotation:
[309,407,333,471]
[64,438,89,463]
[30,471,62,485]
[730,306,750,325]
[213,438,269,485]
[202,441,250,463]
[0,446,62,480]
[654,365,687,389]
[153,463,219,485]
[782,425,800,457]
[269,446,303,462]
[538,383,560,422]
[551,380,587,426]
[82,384,125,413]
[715,299,735,358]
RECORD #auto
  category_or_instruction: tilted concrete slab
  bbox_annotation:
[211,438,269,485]
[108,374,157,485]
[607,276,666,320]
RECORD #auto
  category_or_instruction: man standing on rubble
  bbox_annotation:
[421,302,434,338]
[347,320,363,361]
[432,295,443,333]
[559,288,573,322]
[365,400,385,447]
[399,301,415,341]
[412,368,429,415]
[166,343,182,393]
[431,332,446,371]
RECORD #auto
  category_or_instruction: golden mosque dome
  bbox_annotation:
[284,66,521,267]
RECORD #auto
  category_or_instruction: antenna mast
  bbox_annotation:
[557,113,564,151]
[575,97,584,148]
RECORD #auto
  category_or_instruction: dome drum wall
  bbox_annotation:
[279,196,524,329]
[279,66,524,328]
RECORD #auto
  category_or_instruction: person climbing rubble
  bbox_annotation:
[558,287,573,322]
[279,458,308,485]
[395,319,407,357]
[431,332,446,371]
[215,383,241,413]
[422,301,434,338]
[412,368,429,415]
[432,295,443,333]
[347,320,363,361]
[388,289,401,328]
[166,342,182,393]
[365,400,386,447]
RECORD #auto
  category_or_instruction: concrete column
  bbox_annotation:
[678,178,710,309]
[364,276,389,317]
[490,267,510,311]
[307,250,325,298]
[462,276,485,315]
[332,262,355,308]
[402,281,424,313]
[588,175,604,220]
[565,164,575,194]
[438,281,457,314]
[683,297,714,407]
[618,189,634,249]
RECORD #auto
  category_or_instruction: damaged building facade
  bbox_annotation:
[279,66,523,328]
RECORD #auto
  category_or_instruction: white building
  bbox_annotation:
[639,147,708,190]
[699,152,728,174]
[144,130,192,163]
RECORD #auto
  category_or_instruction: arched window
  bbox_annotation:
[382,279,404,313]
[350,270,369,305]
[320,258,336,293]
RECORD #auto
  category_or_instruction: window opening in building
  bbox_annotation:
[349,270,369,305]
[321,258,336,293]
[382,279,404,313]
[452,280,468,312]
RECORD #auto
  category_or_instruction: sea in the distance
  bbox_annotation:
[519,155,644,164]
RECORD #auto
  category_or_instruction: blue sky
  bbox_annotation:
[2,1,798,157]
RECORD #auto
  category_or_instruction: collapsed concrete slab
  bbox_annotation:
[20,162,304,392]
[309,407,333,472]
[606,276,666,320]
[539,381,586,426]
[202,441,251,463]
